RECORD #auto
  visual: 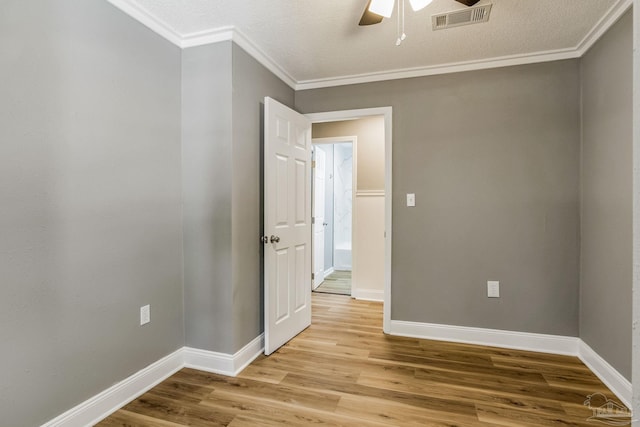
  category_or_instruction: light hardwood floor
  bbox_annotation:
[98,293,626,426]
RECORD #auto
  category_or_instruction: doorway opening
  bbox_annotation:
[307,111,390,324]
[263,99,391,354]
[312,139,355,296]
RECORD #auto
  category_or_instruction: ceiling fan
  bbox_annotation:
[359,0,481,26]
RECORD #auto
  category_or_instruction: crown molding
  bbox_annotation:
[230,29,298,89]
[106,0,182,46]
[295,47,581,90]
[106,0,632,91]
[178,26,297,89]
[181,26,235,48]
[105,1,298,88]
[575,0,633,56]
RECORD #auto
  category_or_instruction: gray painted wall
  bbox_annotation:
[182,42,235,353]
[0,1,183,426]
[182,42,294,354]
[580,10,633,380]
[230,44,295,352]
[296,61,581,336]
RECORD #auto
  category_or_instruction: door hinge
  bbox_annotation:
[312,160,316,168]
[312,273,315,280]
[312,217,315,224]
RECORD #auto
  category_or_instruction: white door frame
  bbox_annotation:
[311,144,328,289]
[312,136,358,287]
[631,0,639,420]
[306,107,392,334]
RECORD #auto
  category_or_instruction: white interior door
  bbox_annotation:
[264,97,312,356]
[313,146,326,289]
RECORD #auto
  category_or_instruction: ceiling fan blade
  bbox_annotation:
[359,0,384,26]
[454,0,481,5]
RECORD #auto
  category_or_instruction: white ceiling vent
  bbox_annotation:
[432,4,492,31]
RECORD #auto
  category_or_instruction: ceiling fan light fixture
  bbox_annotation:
[368,0,395,18]
[409,0,433,11]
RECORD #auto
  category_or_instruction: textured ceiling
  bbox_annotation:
[118,0,628,87]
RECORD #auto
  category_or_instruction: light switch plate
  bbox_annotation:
[140,305,150,325]
[407,193,416,207]
[487,281,500,298]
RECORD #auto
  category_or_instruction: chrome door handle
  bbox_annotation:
[261,235,269,244]
[270,235,280,243]
[323,222,328,226]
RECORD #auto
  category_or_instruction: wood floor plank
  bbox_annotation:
[251,351,363,383]
[146,379,213,404]
[358,369,571,415]
[476,402,596,427]
[541,371,612,392]
[98,410,186,427]
[202,391,389,427]
[235,363,288,384]
[335,394,488,427]
[172,369,342,413]
[280,371,479,416]
[115,393,235,427]
[99,293,628,426]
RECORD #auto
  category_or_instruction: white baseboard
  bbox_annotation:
[182,347,235,376]
[42,335,265,427]
[324,267,335,277]
[233,333,265,375]
[42,326,632,426]
[41,348,183,427]
[388,320,631,408]
[184,333,264,376]
[351,288,384,302]
[389,320,580,355]
[578,341,632,408]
